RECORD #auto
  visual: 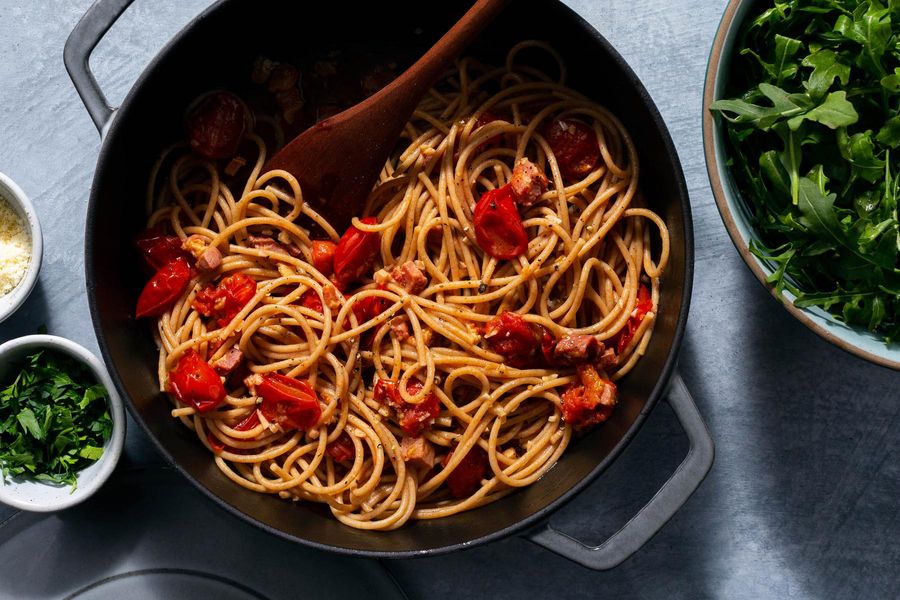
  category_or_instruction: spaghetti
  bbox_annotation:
[139,42,669,530]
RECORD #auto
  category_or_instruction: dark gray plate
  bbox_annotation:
[0,469,406,600]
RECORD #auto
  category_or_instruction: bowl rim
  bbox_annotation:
[702,0,900,371]
[0,172,43,324]
[0,334,126,512]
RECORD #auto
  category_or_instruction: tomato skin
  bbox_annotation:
[483,312,542,367]
[373,378,440,437]
[136,257,192,318]
[351,284,390,324]
[207,431,226,454]
[326,431,355,462]
[257,373,321,431]
[310,240,337,276]
[233,411,260,432]
[299,289,324,312]
[169,350,226,413]
[538,325,558,367]
[333,217,380,286]
[473,110,503,152]
[187,91,247,160]
[613,285,653,354]
[442,445,489,498]
[135,228,191,271]
[192,273,257,327]
[473,184,528,260]
[545,118,600,181]
[560,364,617,429]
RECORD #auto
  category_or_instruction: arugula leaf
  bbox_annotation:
[711,0,900,337]
[803,50,852,98]
[787,91,859,130]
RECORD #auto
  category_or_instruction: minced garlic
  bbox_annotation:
[0,195,31,296]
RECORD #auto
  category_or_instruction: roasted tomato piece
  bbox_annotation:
[135,228,191,271]
[136,257,191,318]
[299,288,324,312]
[310,240,337,276]
[192,272,257,327]
[206,431,227,454]
[351,284,390,325]
[473,184,528,260]
[233,411,260,432]
[472,109,504,152]
[560,364,617,429]
[538,325,558,367]
[333,217,380,286]
[374,377,440,437]
[483,312,542,367]
[187,91,247,160]
[545,118,600,181]
[168,350,226,413]
[326,431,356,462]
[257,373,321,431]
[612,285,653,354]
[442,445,489,498]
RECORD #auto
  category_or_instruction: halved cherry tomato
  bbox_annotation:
[374,378,440,437]
[538,325,558,367]
[135,228,191,271]
[310,240,337,276]
[136,257,191,318]
[233,411,260,432]
[187,91,247,160]
[168,350,226,413]
[483,312,542,367]
[192,273,257,327]
[207,431,226,454]
[299,289,324,312]
[327,431,356,462]
[257,373,321,431]
[473,110,504,152]
[351,284,390,325]
[472,184,528,260]
[442,445,489,498]
[545,118,600,181]
[612,285,653,355]
[560,364,617,429]
[333,217,380,286]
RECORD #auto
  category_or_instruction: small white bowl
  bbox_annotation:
[0,172,42,324]
[0,335,125,512]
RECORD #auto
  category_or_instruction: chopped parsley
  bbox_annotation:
[0,350,112,489]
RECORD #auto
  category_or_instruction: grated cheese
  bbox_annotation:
[0,195,31,296]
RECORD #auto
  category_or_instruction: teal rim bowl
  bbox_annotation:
[702,0,900,371]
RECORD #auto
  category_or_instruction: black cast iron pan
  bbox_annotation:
[65,0,713,569]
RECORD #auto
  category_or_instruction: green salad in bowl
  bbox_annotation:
[705,0,900,369]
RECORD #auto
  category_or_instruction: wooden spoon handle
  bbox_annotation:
[365,0,510,107]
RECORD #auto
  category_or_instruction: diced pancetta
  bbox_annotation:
[213,347,243,375]
[401,436,436,469]
[553,335,601,365]
[509,157,548,206]
[389,261,428,294]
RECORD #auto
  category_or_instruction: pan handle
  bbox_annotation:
[63,0,137,135]
[525,372,713,570]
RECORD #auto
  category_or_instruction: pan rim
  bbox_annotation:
[84,0,694,558]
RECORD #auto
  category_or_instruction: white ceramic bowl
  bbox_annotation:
[0,335,125,511]
[0,172,42,324]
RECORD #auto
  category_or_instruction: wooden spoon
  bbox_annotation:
[264,0,508,231]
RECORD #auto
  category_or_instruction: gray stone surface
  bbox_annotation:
[0,0,897,598]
